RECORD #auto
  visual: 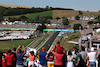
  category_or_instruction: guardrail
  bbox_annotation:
[47,35,58,53]
[25,40,36,48]
[34,33,49,49]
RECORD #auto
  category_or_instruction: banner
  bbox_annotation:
[26,47,37,55]
[0,27,36,30]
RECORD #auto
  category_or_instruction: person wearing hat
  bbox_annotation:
[86,47,96,67]
[39,47,47,67]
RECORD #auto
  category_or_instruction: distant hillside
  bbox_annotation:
[53,10,100,18]
[4,10,100,19]
[0,4,32,8]
[4,11,52,20]
[53,10,78,18]
[29,11,52,19]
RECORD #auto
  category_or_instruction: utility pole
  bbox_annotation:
[78,37,81,52]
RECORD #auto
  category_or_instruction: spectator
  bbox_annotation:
[72,47,77,66]
[56,42,63,53]
[5,49,15,67]
[39,47,47,67]
[51,46,64,67]
[12,48,16,67]
[46,52,54,67]
[86,47,96,67]
[66,51,74,67]
[72,47,77,59]
[0,51,3,66]
[28,51,35,67]
[16,46,26,67]
[34,56,40,67]
[74,49,84,67]
[2,55,6,67]
[80,47,87,63]
[97,51,100,67]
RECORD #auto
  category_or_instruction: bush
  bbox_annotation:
[79,11,83,15]
[88,21,94,24]
[75,15,80,20]
[73,24,83,30]
[55,17,60,20]
[62,17,69,25]
[36,24,46,32]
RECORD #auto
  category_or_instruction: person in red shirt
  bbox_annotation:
[2,55,6,67]
[5,49,15,67]
[46,52,54,67]
[51,46,64,67]
[55,42,64,53]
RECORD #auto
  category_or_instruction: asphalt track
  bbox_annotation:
[38,31,59,53]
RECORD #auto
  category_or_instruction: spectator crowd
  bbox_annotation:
[0,41,100,67]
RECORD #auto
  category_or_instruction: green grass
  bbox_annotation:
[29,11,52,19]
[0,39,33,52]
[4,14,30,18]
[35,32,54,49]
[60,32,80,50]
[4,10,52,19]
[52,32,80,51]
[3,10,100,19]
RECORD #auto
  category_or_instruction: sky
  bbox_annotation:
[0,0,100,12]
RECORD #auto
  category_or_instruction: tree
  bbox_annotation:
[55,17,60,20]
[73,24,83,30]
[39,16,47,24]
[9,17,14,22]
[94,21,99,24]
[19,16,28,21]
[46,15,52,19]
[87,11,89,12]
[36,24,46,32]
[62,17,69,25]
[34,15,39,22]
[79,11,83,15]
[88,21,94,25]
[62,17,66,19]
[45,6,49,11]
[28,18,34,23]
[75,15,80,20]
[95,16,100,23]
[46,20,51,24]
[50,7,53,10]
[0,15,3,22]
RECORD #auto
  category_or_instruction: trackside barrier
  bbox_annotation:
[37,32,55,51]
[47,35,58,53]
[34,33,49,49]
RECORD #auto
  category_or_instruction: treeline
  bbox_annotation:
[0,6,74,16]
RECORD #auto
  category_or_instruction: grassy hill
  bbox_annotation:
[4,10,100,19]
[4,10,52,19]
[4,14,30,18]
[29,10,52,19]
[0,4,32,8]
[53,10,100,18]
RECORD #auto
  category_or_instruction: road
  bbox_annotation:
[38,31,59,53]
